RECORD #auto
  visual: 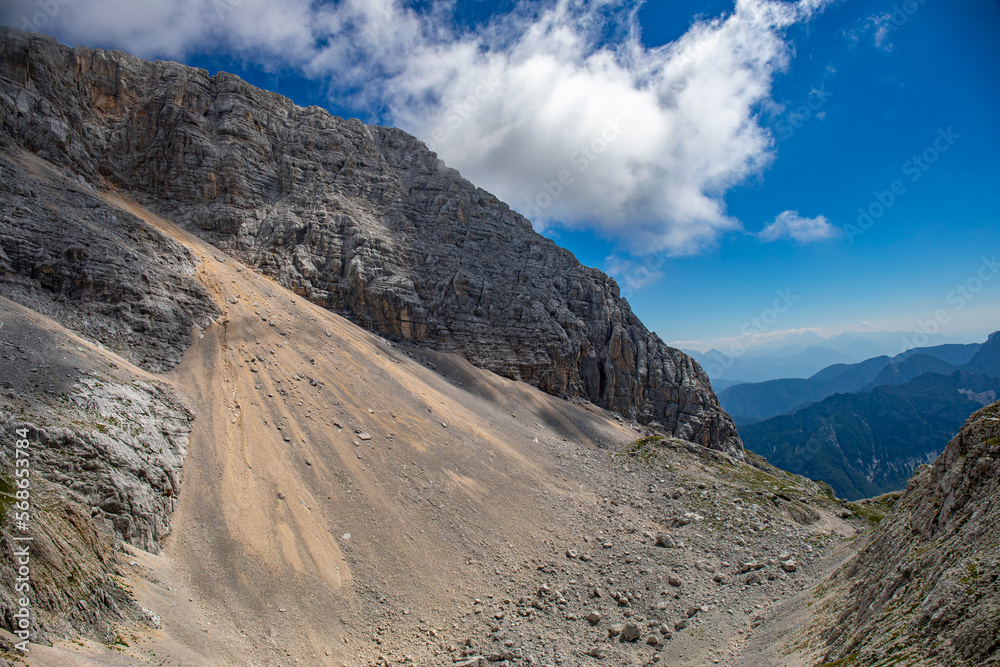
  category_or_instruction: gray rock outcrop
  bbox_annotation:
[0,299,194,553]
[0,151,220,373]
[820,401,1000,664]
[0,297,192,648]
[0,27,741,457]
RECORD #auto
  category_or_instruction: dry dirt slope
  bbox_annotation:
[19,192,635,665]
[8,192,859,667]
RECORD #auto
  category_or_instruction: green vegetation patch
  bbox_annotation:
[819,651,859,667]
[616,435,667,465]
[846,492,903,525]
[0,473,16,527]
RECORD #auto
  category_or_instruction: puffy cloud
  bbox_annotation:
[378,0,831,255]
[1,0,831,255]
[2,0,318,61]
[759,210,839,243]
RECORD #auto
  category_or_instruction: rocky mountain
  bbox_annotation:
[719,339,987,425]
[0,151,220,374]
[719,355,891,425]
[810,401,1000,665]
[0,26,997,667]
[740,370,1000,500]
[0,27,739,457]
[0,85,853,664]
[964,331,1000,377]
[0,298,180,644]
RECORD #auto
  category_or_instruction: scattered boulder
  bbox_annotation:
[621,623,641,642]
[655,533,677,548]
[790,504,821,525]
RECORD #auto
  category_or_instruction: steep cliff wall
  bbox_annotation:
[818,401,1000,664]
[0,27,740,456]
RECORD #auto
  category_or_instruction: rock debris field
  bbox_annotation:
[1,189,863,667]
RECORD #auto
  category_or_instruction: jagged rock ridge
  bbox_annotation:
[817,401,1000,664]
[0,27,741,457]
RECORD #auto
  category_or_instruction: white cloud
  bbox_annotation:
[1,0,832,255]
[3,0,319,61]
[759,210,839,243]
[866,14,895,52]
[848,11,901,53]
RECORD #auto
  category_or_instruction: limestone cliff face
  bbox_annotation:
[820,401,1000,664]
[0,151,220,374]
[0,27,741,456]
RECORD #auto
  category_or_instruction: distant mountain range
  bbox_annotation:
[719,341,983,424]
[689,345,855,386]
[734,331,1000,500]
[686,331,977,385]
[741,371,1000,500]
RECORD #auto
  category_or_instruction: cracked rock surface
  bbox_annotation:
[0,27,741,457]
[810,401,1000,665]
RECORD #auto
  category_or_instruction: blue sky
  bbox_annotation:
[4,0,998,351]
[639,0,1000,350]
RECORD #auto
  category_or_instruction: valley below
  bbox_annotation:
[0,27,997,667]
[3,189,862,666]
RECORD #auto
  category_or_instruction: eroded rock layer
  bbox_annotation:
[0,27,741,456]
[820,401,1000,665]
